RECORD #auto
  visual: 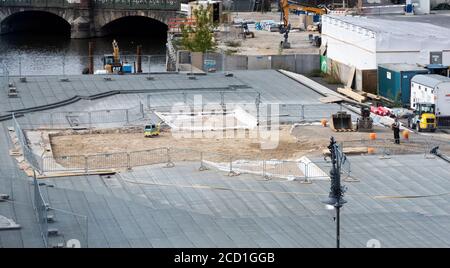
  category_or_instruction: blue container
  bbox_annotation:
[378,63,429,107]
[405,4,413,13]
[313,15,320,23]
[122,64,133,73]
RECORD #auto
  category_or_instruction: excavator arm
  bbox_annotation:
[112,39,120,64]
[278,0,328,48]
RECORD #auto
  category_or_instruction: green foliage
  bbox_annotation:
[180,5,217,52]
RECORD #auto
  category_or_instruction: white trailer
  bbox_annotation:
[411,74,450,127]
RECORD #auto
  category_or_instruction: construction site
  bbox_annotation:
[1,0,450,251]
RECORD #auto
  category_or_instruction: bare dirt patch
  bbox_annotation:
[50,125,323,161]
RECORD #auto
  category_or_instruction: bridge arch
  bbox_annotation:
[98,14,168,37]
[0,10,72,36]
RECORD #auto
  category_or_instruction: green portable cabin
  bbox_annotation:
[378,63,429,107]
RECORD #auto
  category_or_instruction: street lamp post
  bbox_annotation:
[322,136,347,248]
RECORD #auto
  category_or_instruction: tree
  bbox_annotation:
[180,5,216,53]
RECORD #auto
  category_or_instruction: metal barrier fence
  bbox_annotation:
[279,103,347,123]
[12,114,43,171]
[1,52,320,75]
[41,147,340,182]
[32,175,49,248]
[0,0,180,9]
[0,54,167,76]
[146,90,260,110]
[32,174,88,247]
[39,135,450,179]
[1,62,8,91]
[178,51,320,74]
[19,103,145,129]
[340,136,450,157]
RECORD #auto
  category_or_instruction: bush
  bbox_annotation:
[225,40,241,47]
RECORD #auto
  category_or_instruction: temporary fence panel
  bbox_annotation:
[42,155,87,173]
[12,114,42,171]
[247,55,271,70]
[271,55,296,72]
[86,152,128,170]
[129,148,169,167]
[224,55,248,71]
[32,176,49,248]
[295,54,320,74]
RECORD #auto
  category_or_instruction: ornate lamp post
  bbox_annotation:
[322,136,347,248]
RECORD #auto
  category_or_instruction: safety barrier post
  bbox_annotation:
[228,156,238,176]
[166,148,175,168]
[262,159,269,180]
[127,153,131,170]
[84,156,88,173]
[300,162,312,184]
[379,144,391,159]
[199,152,208,171]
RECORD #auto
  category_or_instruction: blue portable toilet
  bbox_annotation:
[378,63,429,107]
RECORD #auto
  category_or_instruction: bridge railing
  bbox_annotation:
[94,0,180,10]
[0,0,81,8]
[0,0,181,10]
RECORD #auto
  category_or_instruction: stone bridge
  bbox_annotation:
[0,0,181,38]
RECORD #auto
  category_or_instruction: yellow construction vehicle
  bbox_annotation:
[144,123,160,137]
[408,103,437,132]
[103,39,123,73]
[279,0,329,48]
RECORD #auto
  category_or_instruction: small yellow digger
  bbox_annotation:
[144,123,160,137]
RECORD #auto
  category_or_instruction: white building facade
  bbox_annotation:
[321,15,450,70]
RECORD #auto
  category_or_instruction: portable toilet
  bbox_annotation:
[378,63,429,106]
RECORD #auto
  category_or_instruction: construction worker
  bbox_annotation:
[391,118,400,144]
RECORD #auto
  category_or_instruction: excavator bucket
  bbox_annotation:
[330,111,354,132]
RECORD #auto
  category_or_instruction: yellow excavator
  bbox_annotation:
[279,0,329,48]
[103,39,122,73]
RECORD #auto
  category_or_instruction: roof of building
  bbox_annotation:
[412,74,450,87]
[378,63,429,73]
[326,15,450,39]
[2,70,450,248]
[324,14,450,53]
[426,64,449,70]
[13,154,449,247]
[372,12,450,30]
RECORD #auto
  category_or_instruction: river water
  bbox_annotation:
[0,33,167,75]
